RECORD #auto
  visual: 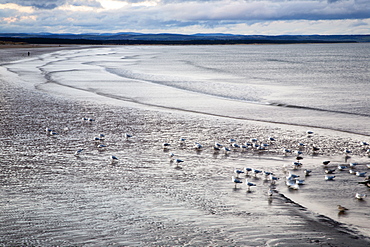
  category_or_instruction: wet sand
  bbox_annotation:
[1,46,370,246]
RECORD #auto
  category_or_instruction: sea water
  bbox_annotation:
[2,44,370,244]
[4,43,370,136]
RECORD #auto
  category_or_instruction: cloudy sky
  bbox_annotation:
[0,0,369,35]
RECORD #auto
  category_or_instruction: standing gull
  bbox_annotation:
[234,169,244,178]
[74,149,84,156]
[245,179,256,192]
[232,176,243,188]
[355,193,367,200]
[337,205,349,212]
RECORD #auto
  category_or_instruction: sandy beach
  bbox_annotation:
[1,46,370,246]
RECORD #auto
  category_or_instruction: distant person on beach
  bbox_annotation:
[28,52,30,56]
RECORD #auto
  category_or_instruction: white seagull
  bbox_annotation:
[356,171,367,177]
[234,169,244,178]
[355,193,367,200]
[193,142,203,149]
[325,175,336,181]
[252,169,262,177]
[74,149,84,156]
[110,155,119,163]
[337,165,347,171]
[245,179,256,191]
[304,169,312,176]
[232,176,243,188]
[244,167,252,175]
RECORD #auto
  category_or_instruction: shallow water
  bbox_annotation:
[3,44,370,135]
[1,45,370,246]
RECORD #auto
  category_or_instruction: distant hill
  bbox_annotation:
[0,32,369,45]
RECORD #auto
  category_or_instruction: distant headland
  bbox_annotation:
[0,32,369,45]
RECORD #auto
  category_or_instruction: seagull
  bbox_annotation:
[286,178,300,189]
[74,149,84,156]
[168,152,175,160]
[312,146,320,152]
[253,143,260,149]
[244,142,252,147]
[244,167,252,175]
[292,161,302,169]
[234,169,244,178]
[179,137,186,143]
[366,164,370,169]
[250,138,258,142]
[231,143,240,148]
[175,159,184,165]
[349,162,358,168]
[214,142,223,148]
[269,175,280,184]
[245,179,256,191]
[240,145,248,151]
[337,205,349,212]
[124,133,132,139]
[268,137,276,142]
[263,171,274,177]
[325,168,336,174]
[325,175,336,181]
[356,171,367,177]
[344,149,352,155]
[355,193,367,200]
[82,117,95,122]
[294,150,303,156]
[286,172,300,180]
[337,165,347,171]
[193,142,203,149]
[110,155,119,163]
[232,176,243,188]
[99,134,105,140]
[162,143,171,149]
[97,144,107,148]
[283,148,292,155]
[252,169,262,177]
[322,160,330,166]
[222,146,231,153]
[304,169,312,176]
[361,141,369,146]
[306,130,314,135]
[349,169,356,175]
[174,159,184,168]
[228,138,236,143]
[295,178,305,185]
[45,128,53,135]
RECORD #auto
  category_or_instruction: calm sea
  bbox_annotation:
[3,43,370,136]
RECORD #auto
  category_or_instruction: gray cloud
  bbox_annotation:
[0,0,66,9]
[0,0,369,34]
[0,0,101,9]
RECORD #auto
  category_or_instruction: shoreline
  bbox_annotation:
[1,46,370,246]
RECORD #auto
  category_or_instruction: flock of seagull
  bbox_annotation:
[230,155,370,213]
[175,133,368,214]
[160,130,370,214]
[48,123,370,214]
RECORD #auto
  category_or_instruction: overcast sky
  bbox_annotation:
[1,0,369,35]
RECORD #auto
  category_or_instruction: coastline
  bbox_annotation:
[1,46,370,246]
